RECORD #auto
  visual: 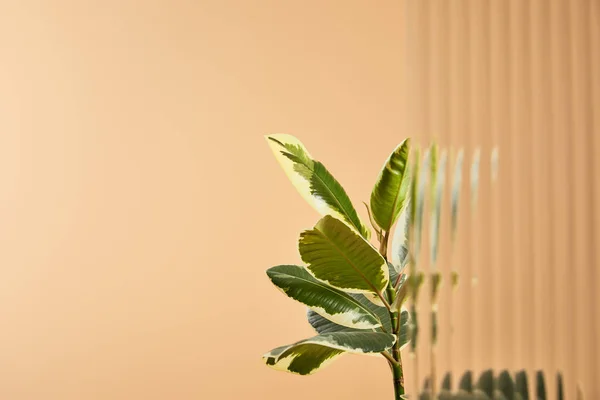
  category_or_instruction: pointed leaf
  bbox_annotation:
[266,134,371,239]
[308,294,393,333]
[370,139,411,231]
[266,265,381,329]
[307,303,411,349]
[262,331,395,375]
[299,215,389,295]
[263,343,344,376]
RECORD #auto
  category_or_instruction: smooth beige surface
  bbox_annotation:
[0,1,598,399]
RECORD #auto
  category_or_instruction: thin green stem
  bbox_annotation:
[379,230,390,259]
[392,356,404,399]
[376,229,405,399]
[381,350,397,365]
[376,290,392,312]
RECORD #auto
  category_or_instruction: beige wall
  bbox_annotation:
[0,1,597,399]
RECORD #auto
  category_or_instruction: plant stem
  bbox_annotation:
[379,230,390,258]
[391,356,404,399]
[376,229,405,399]
[381,350,397,365]
[390,301,404,399]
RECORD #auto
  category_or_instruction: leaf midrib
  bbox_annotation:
[311,225,384,296]
[281,146,364,236]
[271,270,380,325]
[270,137,366,236]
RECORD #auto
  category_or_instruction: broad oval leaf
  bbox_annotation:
[262,331,395,375]
[370,138,411,232]
[306,306,410,349]
[265,134,371,239]
[307,305,411,350]
[299,215,389,295]
[266,265,382,329]
[308,294,394,333]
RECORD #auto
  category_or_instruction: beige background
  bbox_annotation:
[0,1,598,399]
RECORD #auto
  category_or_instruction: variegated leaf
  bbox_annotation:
[266,265,382,329]
[266,134,371,239]
[306,295,409,346]
[299,215,389,295]
[308,294,393,333]
[370,139,411,232]
[263,331,395,375]
[307,305,411,351]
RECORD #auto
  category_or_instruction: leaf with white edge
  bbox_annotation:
[307,307,411,350]
[308,294,393,333]
[262,332,396,375]
[306,295,409,340]
[370,139,411,232]
[363,292,386,307]
[265,134,371,239]
[266,265,382,329]
[299,215,389,296]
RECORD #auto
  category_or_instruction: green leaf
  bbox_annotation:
[308,294,391,333]
[307,299,411,349]
[299,215,389,295]
[369,138,411,232]
[263,343,344,376]
[265,134,371,239]
[262,331,395,375]
[266,265,382,329]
